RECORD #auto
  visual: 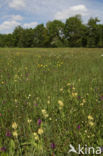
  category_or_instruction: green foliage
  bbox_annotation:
[87,18,100,48]
[32,24,49,47]
[0,15,103,47]
[46,20,65,47]
[64,15,84,47]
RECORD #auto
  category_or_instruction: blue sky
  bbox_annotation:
[0,0,103,34]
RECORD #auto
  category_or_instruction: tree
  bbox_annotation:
[97,25,103,47]
[0,15,103,48]
[64,15,86,47]
[87,17,100,47]
[46,20,65,47]
[32,24,49,47]
[18,28,34,47]
[13,26,24,47]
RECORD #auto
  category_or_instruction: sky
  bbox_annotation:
[0,0,103,34]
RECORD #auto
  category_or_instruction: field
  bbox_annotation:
[0,48,103,155]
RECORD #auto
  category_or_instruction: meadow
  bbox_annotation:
[0,48,103,155]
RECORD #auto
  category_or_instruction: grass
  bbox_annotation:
[0,48,103,155]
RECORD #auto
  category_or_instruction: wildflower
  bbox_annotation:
[67,83,71,86]
[12,122,18,129]
[49,117,52,120]
[0,147,6,152]
[78,96,81,99]
[70,85,73,89]
[72,87,75,90]
[33,132,39,140]
[100,147,103,152]
[37,119,42,126]
[27,94,31,99]
[34,103,38,106]
[83,99,86,103]
[15,99,18,103]
[77,125,80,130]
[38,128,44,135]
[12,131,18,138]
[60,88,63,92]
[88,121,94,126]
[42,109,49,118]
[88,115,94,120]
[47,100,50,104]
[58,100,64,107]
[58,100,64,110]
[80,103,84,106]
[72,92,78,97]
[51,143,56,149]
[6,131,11,137]
[42,109,46,114]
[100,96,103,101]
[27,119,32,123]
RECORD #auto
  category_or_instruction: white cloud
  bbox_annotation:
[0,20,20,33]
[1,15,23,21]
[9,0,26,10]
[23,22,38,28]
[11,15,23,21]
[54,4,88,20]
[71,5,87,12]
[0,20,38,33]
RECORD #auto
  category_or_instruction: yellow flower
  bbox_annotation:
[47,100,50,104]
[35,135,39,140]
[42,109,46,114]
[88,115,94,120]
[33,132,39,140]
[27,119,32,123]
[33,132,37,136]
[72,92,78,97]
[12,131,18,138]
[72,87,75,90]
[80,103,84,106]
[38,128,44,135]
[83,99,86,103]
[49,118,52,120]
[58,100,64,107]
[41,109,49,118]
[59,106,63,110]
[60,88,63,92]
[12,122,18,129]
[15,99,18,103]
[67,83,71,86]
[88,121,94,126]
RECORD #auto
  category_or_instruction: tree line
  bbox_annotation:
[0,15,103,48]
